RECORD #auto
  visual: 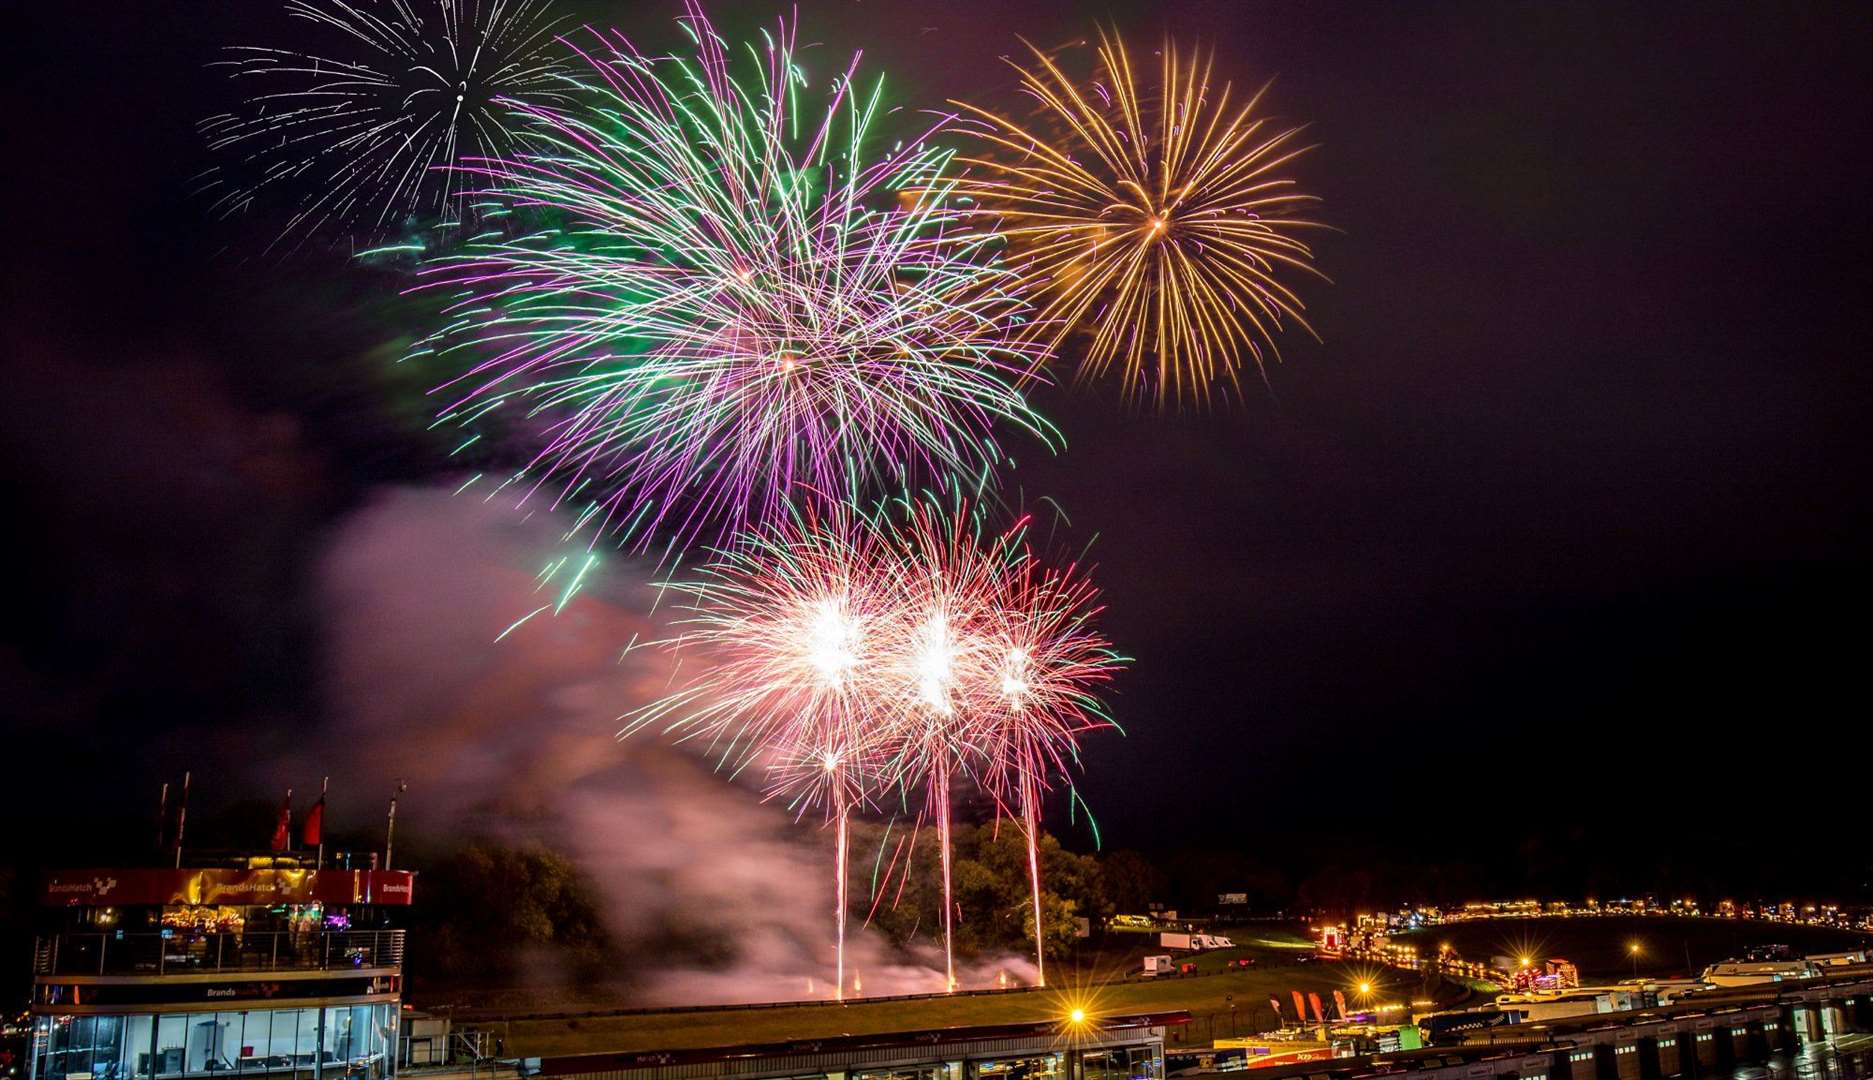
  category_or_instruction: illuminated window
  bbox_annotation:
[1082,1046,1162,1080]
[972,1054,1063,1080]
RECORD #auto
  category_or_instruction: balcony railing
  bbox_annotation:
[33,930,405,976]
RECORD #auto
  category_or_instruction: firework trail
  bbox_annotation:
[414,4,1053,553]
[624,502,893,998]
[870,500,1005,990]
[873,499,1122,987]
[626,496,1122,993]
[951,30,1328,407]
[201,0,570,250]
[969,529,1124,986]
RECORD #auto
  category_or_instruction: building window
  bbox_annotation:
[854,1067,952,1080]
[35,1006,393,1080]
[972,1053,1062,1080]
[1082,1046,1162,1080]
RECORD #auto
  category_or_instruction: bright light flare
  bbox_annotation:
[805,598,861,691]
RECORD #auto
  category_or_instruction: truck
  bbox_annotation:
[1160,932,1236,951]
[1142,954,1177,977]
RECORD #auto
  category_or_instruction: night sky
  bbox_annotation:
[5,2,1872,905]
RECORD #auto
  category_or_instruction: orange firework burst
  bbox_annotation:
[953,30,1328,407]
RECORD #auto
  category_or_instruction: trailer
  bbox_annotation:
[1160,932,1236,951]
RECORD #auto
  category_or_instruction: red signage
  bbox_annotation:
[41,868,415,907]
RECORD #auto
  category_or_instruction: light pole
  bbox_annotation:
[1629,941,1642,979]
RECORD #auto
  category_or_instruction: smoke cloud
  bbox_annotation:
[314,485,1033,1004]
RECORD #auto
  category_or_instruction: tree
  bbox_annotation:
[849,819,1109,961]
[1100,849,1167,913]
[405,839,613,985]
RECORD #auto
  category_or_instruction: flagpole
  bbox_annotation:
[276,788,293,853]
[156,782,169,860]
[174,771,191,869]
[384,780,407,871]
[316,776,328,869]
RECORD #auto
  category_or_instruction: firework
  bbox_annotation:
[625,503,893,998]
[201,0,570,249]
[416,6,1052,552]
[627,496,1122,993]
[970,537,1123,986]
[871,504,1004,990]
[873,500,1121,987]
[952,30,1327,407]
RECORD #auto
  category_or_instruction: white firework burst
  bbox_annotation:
[199,0,569,250]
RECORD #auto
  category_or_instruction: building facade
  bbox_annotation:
[524,1013,1181,1080]
[28,863,414,1080]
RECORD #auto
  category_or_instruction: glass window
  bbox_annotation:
[237,1010,283,1073]
[123,1015,154,1080]
[154,1016,186,1078]
[319,1005,390,1080]
[280,1008,322,1077]
[1082,1047,1160,1080]
[973,1055,1062,1080]
[855,1069,949,1080]
[41,1016,73,1080]
[200,1012,243,1073]
[185,1015,223,1073]
[92,1017,125,1080]
[71,1016,99,1079]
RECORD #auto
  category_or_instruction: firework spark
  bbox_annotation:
[952,30,1327,407]
[970,535,1123,986]
[415,6,1052,552]
[873,500,1122,986]
[201,0,571,249]
[625,503,893,998]
[872,504,1003,990]
[625,496,1122,992]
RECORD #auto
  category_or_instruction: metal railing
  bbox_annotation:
[33,930,405,976]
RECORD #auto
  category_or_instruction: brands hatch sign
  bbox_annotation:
[36,975,400,1008]
[40,869,416,907]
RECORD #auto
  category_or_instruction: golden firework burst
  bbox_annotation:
[954,31,1327,407]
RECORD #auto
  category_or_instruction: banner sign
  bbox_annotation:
[36,974,399,1008]
[42,869,415,907]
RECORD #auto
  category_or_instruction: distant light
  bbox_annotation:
[1069,1007,1087,1024]
[1358,982,1372,994]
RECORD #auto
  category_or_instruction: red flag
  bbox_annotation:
[1308,992,1326,1023]
[271,790,292,851]
[1291,990,1307,1024]
[302,794,324,848]
[1333,990,1349,1019]
[1269,996,1284,1020]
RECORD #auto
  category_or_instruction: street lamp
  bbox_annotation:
[1629,941,1642,979]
